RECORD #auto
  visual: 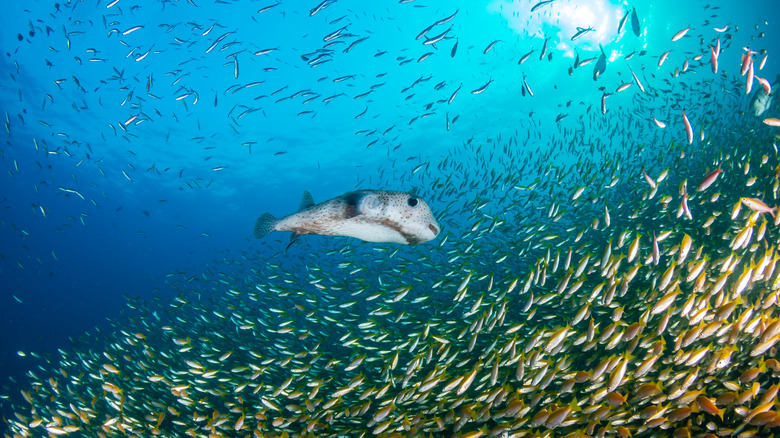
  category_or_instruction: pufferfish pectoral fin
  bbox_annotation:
[286,231,306,252]
[342,191,366,219]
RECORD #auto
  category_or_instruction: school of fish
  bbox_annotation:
[2,0,780,437]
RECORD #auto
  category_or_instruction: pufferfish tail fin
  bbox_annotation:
[253,213,277,239]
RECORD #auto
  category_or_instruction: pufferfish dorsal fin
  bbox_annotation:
[298,191,315,212]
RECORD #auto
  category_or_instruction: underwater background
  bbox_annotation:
[2,0,780,436]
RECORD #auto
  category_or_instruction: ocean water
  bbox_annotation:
[1,0,779,436]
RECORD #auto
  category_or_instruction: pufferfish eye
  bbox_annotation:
[407,197,419,207]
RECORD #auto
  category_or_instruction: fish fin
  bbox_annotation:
[253,213,277,239]
[298,191,315,211]
[343,191,364,218]
[285,232,303,251]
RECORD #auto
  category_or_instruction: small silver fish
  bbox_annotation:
[531,0,556,12]
[631,8,641,36]
[617,9,630,34]
[593,44,607,81]
[254,190,440,246]
[750,74,778,117]
[571,26,594,41]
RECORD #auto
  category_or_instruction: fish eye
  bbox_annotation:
[407,197,419,207]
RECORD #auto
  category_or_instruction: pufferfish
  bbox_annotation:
[254,190,440,247]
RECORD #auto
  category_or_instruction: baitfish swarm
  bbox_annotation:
[5,120,780,437]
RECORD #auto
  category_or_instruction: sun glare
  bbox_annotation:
[490,0,628,57]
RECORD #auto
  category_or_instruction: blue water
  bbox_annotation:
[1,0,778,432]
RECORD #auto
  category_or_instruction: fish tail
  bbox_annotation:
[253,213,277,239]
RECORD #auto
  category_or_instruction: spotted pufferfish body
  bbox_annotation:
[254,190,440,246]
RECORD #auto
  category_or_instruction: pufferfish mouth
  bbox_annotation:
[429,224,440,235]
